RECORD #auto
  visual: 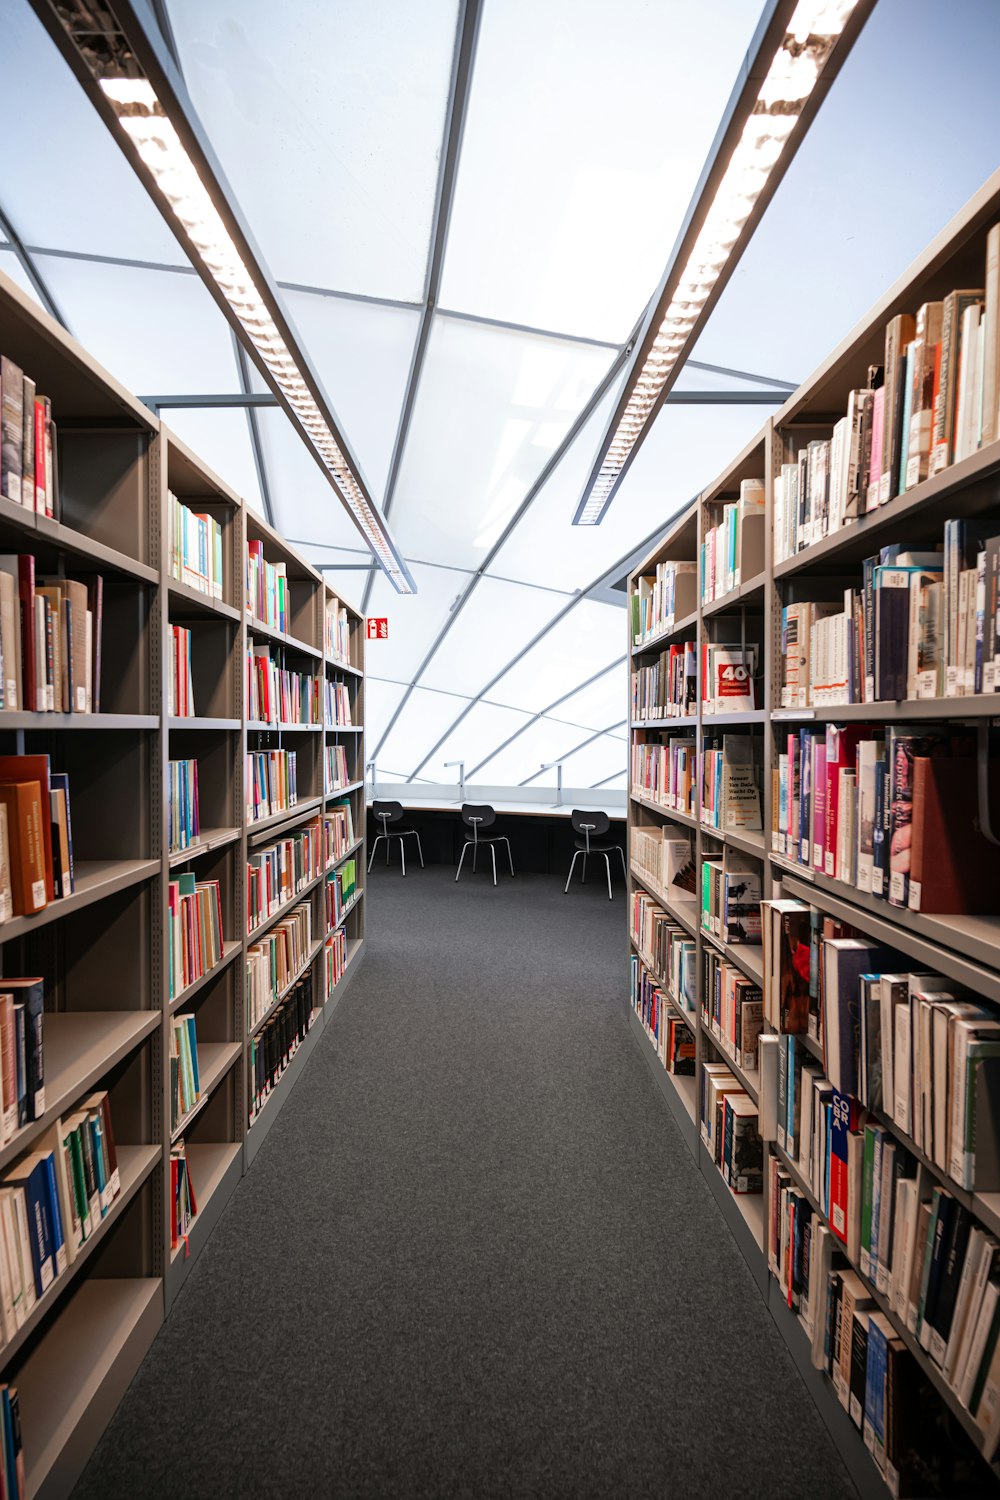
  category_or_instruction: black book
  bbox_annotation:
[928,1203,972,1366]
[849,1309,870,1430]
[919,1191,956,1355]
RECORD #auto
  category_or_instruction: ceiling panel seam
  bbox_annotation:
[466,657,626,777]
[0,206,70,330]
[517,720,628,786]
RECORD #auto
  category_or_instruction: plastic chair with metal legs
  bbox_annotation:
[564,810,626,900]
[455,804,514,887]
[367,800,424,876]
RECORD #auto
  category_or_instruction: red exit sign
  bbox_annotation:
[366,617,388,640]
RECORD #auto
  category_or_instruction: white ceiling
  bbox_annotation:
[3,0,1000,788]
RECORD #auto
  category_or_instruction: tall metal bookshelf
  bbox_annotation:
[627,167,1000,1498]
[0,263,367,1498]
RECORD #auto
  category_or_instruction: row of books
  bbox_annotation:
[326,744,350,794]
[701,1060,762,1194]
[0,1093,119,1345]
[0,754,74,919]
[629,887,695,1010]
[631,732,696,815]
[325,860,357,929]
[0,353,58,518]
[246,749,298,825]
[630,560,696,646]
[0,983,43,1146]
[248,966,316,1125]
[702,947,762,1074]
[246,900,313,1032]
[324,595,350,666]
[167,624,195,718]
[167,874,224,1002]
[167,758,199,855]
[700,733,762,832]
[170,1139,197,1253]
[628,952,695,1075]
[768,1159,998,1490]
[247,647,321,725]
[245,540,288,635]
[325,680,352,727]
[0,558,102,714]
[700,857,761,945]
[324,802,355,866]
[246,820,322,934]
[630,644,696,721]
[773,229,1000,566]
[770,724,1000,914]
[167,491,224,602]
[700,479,765,603]
[629,826,696,905]
[326,927,347,994]
[169,1014,201,1133]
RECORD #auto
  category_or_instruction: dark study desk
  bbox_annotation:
[365,796,626,878]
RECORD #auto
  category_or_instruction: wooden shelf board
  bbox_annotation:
[0,712,158,731]
[247,796,324,842]
[325,723,362,733]
[629,715,698,729]
[246,616,322,660]
[0,858,159,945]
[328,780,365,798]
[168,827,240,867]
[166,579,240,621]
[772,696,1000,723]
[0,1011,158,1175]
[247,720,323,734]
[169,1041,241,1145]
[630,791,698,829]
[168,938,242,1015]
[326,658,363,678]
[18,1276,162,1500]
[168,716,240,732]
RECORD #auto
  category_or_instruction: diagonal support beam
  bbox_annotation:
[518,719,627,786]
[360,0,484,617]
[466,657,626,779]
[0,203,69,330]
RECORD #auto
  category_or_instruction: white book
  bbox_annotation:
[0,1199,14,1345]
[9,1189,35,1315]
[959,1277,1000,1409]
[0,1193,24,1330]
[894,1003,911,1135]
[945,1228,988,1383]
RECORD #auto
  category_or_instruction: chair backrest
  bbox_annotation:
[571,809,610,842]
[461,802,496,835]
[373,800,403,830]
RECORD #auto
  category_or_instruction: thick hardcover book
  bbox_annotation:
[830,1089,860,1249]
[908,753,1000,913]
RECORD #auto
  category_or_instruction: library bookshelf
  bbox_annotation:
[627,167,1000,1498]
[0,264,367,1498]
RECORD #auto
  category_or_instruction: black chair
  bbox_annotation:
[368,800,424,876]
[455,803,514,886]
[565,810,626,900]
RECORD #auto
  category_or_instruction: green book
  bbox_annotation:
[859,1124,877,1279]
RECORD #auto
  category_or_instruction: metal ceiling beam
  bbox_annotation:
[139,392,279,408]
[360,0,484,616]
[687,358,796,391]
[518,719,627,786]
[466,657,626,779]
[368,346,630,764]
[589,769,626,790]
[0,204,70,330]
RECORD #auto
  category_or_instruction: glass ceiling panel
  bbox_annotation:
[440,0,760,343]
[393,316,614,570]
[364,677,409,756]
[694,0,1000,384]
[0,252,42,309]
[278,291,420,505]
[375,684,493,780]
[429,700,535,783]
[529,731,627,791]
[159,409,263,514]
[166,0,460,301]
[420,576,564,698]
[488,600,623,715]
[365,559,474,686]
[492,399,766,592]
[255,407,374,552]
[592,769,627,791]
[0,4,186,264]
[543,665,627,734]
[36,256,237,398]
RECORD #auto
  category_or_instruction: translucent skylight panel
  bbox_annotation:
[0,5,186,264]
[492,399,767,592]
[393,317,614,569]
[364,677,409,756]
[591,769,627,792]
[255,406,378,552]
[420,576,564,698]
[35,257,236,398]
[439,0,761,342]
[693,0,1000,385]
[280,291,420,504]
[544,665,627,733]
[373,683,474,780]
[487,600,623,715]
[160,410,263,513]
[0,252,42,309]
[428,701,535,783]
[365,560,474,687]
[529,731,627,791]
[165,0,459,301]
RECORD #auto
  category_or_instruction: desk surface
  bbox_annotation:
[367,796,625,822]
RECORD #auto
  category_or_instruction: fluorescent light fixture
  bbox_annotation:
[573,0,871,526]
[31,0,416,593]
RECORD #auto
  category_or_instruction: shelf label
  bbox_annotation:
[366,617,388,640]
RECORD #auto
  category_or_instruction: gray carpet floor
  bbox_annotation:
[73,863,857,1500]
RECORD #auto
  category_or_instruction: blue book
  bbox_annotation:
[88,1112,109,1215]
[185,1016,201,1096]
[1,1386,16,1500]
[40,1151,67,1277]
[6,1157,55,1297]
[787,1037,799,1159]
[871,757,888,897]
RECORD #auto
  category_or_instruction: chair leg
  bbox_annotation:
[490,844,497,887]
[603,852,612,901]
[564,849,580,893]
[582,852,587,884]
[367,834,383,873]
[472,841,478,873]
[415,832,424,868]
[386,834,390,865]
[456,842,470,882]
[504,837,514,877]
[400,837,406,877]
[617,845,627,879]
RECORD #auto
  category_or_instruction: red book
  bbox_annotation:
[824,725,875,878]
[0,755,54,901]
[33,400,45,515]
[829,1089,861,1248]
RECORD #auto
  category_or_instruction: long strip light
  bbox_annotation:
[573,0,869,526]
[32,1,416,593]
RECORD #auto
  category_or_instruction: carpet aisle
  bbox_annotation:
[74,864,857,1500]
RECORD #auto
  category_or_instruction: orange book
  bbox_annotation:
[0,757,54,901]
[0,782,46,915]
